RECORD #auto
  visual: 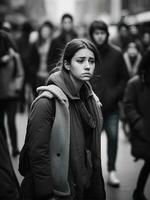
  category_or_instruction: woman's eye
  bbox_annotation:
[89,60,95,64]
[77,59,84,63]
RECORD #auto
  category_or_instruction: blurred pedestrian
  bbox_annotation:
[17,21,33,113]
[19,38,106,200]
[0,130,20,200]
[129,25,143,53]
[112,22,130,52]
[123,41,142,78]
[123,48,150,200]
[76,23,88,39]
[0,30,24,157]
[120,41,142,137]
[89,20,129,187]
[29,20,54,97]
[48,13,77,69]
[1,21,18,49]
[141,31,150,53]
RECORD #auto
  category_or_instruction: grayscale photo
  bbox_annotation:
[0,0,150,200]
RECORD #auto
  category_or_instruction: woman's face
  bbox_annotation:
[66,48,95,82]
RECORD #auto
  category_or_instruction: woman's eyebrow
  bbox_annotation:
[75,56,95,59]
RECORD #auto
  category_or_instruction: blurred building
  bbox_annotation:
[1,0,150,27]
[122,0,150,32]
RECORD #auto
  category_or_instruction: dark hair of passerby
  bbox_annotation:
[61,13,73,22]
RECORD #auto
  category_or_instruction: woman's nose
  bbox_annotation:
[84,61,90,69]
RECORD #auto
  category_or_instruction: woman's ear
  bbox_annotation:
[64,60,71,71]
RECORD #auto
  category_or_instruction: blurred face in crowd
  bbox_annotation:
[92,29,107,46]
[119,26,129,37]
[129,25,139,35]
[62,17,73,32]
[142,32,150,45]
[127,42,138,58]
[40,25,53,40]
[65,48,95,83]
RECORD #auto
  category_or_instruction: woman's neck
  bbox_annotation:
[69,74,83,93]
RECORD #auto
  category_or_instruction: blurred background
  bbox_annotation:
[1,0,150,37]
[0,1,150,200]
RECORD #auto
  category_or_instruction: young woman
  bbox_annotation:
[19,38,106,200]
[123,49,150,200]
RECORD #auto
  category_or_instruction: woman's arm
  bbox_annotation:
[27,97,55,199]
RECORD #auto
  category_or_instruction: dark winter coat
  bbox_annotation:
[91,43,129,115]
[16,34,31,84]
[20,70,106,200]
[123,75,150,161]
[0,131,20,200]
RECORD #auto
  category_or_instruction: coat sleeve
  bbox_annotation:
[123,79,143,132]
[27,97,55,199]
[115,52,129,100]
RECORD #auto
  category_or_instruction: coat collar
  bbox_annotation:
[48,70,93,100]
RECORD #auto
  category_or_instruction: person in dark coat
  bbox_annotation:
[89,20,129,187]
[19,38,106,200]
[0,30,24,157]
[48,13,77,69]
[0,130,20,200]
[16,21,33,112]
[28,21,54,97]
[123,48,150,200]
[111,22,130,52]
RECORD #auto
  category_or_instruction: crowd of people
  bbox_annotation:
[0,13,150,200]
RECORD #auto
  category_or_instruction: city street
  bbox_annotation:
[10,112,150,200]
